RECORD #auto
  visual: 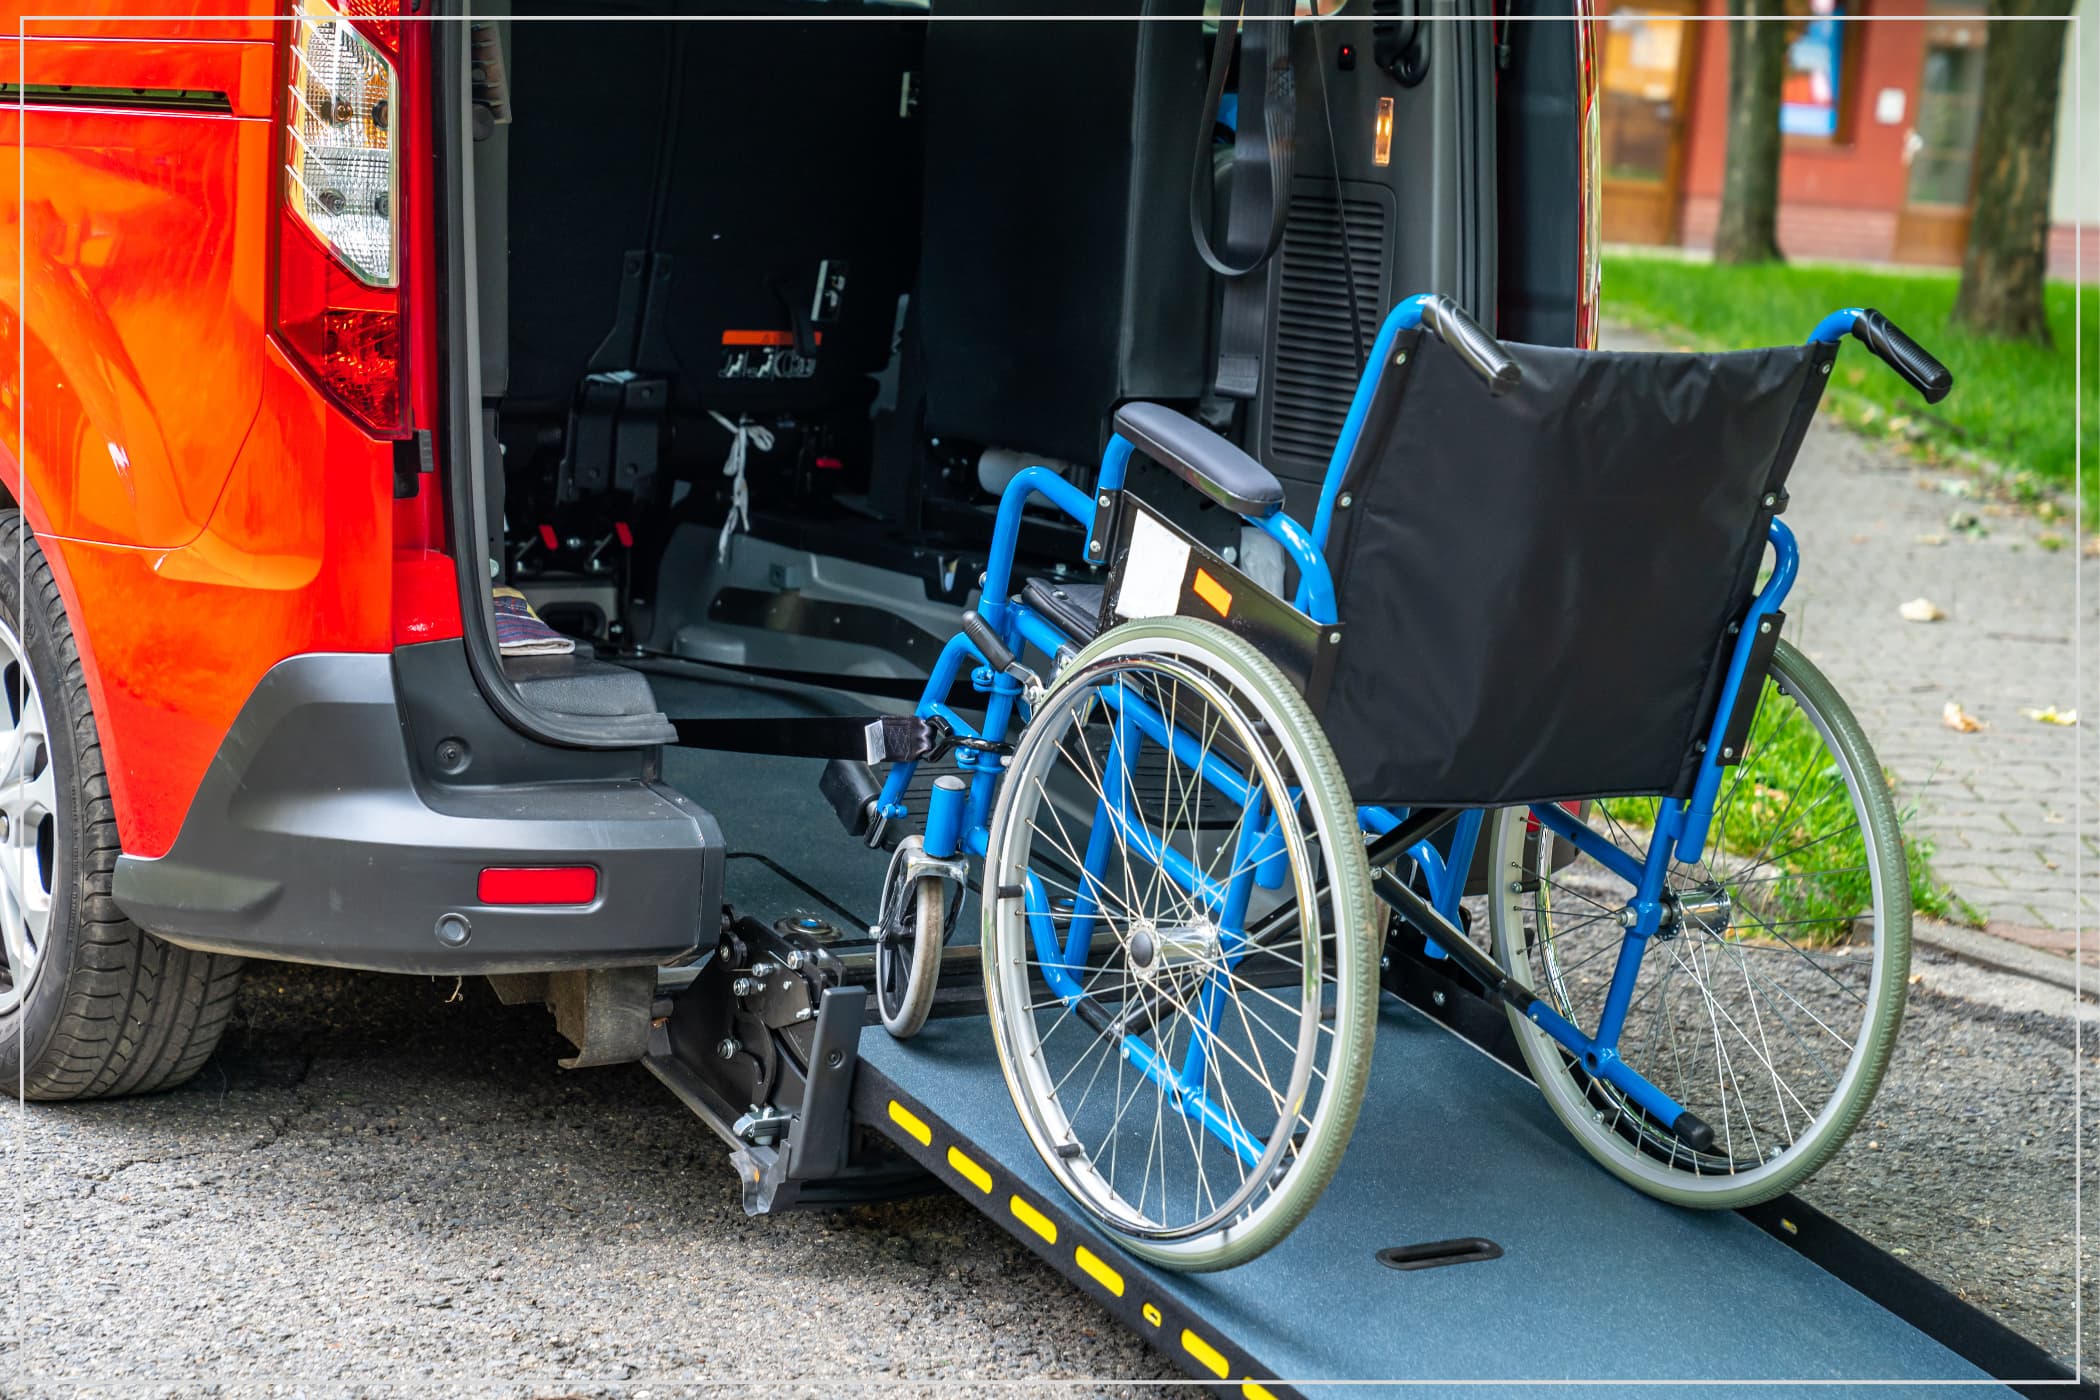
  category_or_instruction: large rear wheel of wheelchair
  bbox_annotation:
[982,616,1379,1272]
[1486,641,1910,1209]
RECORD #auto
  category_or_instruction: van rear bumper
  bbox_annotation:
[114,651,721,974]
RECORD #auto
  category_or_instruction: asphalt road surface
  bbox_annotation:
[4,940,2090,1397]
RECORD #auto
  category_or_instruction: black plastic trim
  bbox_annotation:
[0,83,232,114]
[113,652,721,975]
[434,10,670,751]
[1493,0,1582,348]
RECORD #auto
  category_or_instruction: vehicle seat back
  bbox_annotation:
[915,0,1212,467]
[503,4,676,415]
[652,6,927,425]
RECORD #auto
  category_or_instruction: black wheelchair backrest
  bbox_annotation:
[1319,330,1835,808]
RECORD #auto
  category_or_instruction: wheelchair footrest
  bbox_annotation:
[820,758,883,841]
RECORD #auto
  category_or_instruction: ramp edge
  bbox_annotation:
[851,1059,1297,1400]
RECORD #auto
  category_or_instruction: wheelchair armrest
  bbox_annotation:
[1112,402,1285,518]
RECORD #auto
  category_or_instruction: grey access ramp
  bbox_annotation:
[858,998,2017,1399]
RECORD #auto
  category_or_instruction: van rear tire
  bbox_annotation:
[0,512,245,1101]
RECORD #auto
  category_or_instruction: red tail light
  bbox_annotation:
[270,3,459,646]
[331,0,401,53]
[271,0,409,437]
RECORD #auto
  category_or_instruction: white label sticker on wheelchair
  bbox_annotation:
[1115,511,1192,621]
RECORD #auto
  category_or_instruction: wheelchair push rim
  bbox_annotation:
[1487,640,1911,1207]
[982,617,1379,1271]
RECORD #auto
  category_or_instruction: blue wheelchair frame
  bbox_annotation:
[868,297,1878,1163]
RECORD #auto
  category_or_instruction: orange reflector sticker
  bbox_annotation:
[1191,568,1233,618]
[720,329,824,347]
[947,1145,992,1194]
[887,1100,931,1146]
[1181,1328,1230,1378]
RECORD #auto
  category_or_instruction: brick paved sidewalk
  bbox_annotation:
[1606,324,2094,952]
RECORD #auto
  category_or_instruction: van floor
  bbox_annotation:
[652,673,921,933]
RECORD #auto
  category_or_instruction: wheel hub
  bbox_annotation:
[1127,918,1222,989]
[1664,880,1734,939]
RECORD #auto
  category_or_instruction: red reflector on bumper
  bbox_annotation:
[478,866,599,905]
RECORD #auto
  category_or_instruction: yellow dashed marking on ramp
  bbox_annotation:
[1181,1328,1230,1378]
[887,1100,931,1146]
[946,1145,992,1194]
[1009,1194,1058,1244]
[1073,1246,1124,1297]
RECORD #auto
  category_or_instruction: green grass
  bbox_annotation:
[1603,254,2095,522]
[1602,676,1965,942]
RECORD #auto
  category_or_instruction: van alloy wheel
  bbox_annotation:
[0,618,54,1016]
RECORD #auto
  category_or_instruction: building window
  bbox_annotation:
[1905,31,1988,206]
[1780,2,1851,141]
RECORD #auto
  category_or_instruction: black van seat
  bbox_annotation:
[1021,578,1107,645]
[653,12,926,426]
[916,0,1212,468]
[503,7,676,416]
[505,5,927,464]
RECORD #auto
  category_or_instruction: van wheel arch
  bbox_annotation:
[0,509,245,1099]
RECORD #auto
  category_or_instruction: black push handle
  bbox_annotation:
[1417,294,1522,394]
[1853,308,1953,405]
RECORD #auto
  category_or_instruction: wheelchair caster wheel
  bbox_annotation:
[876,835,958,1039]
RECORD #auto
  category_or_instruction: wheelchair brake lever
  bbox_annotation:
[962,610,1044,704]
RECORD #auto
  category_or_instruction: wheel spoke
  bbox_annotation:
[1492,649,1904,1191]
[983,635,1371,1259]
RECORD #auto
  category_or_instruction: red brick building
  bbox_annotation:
[1595,2,2096,279]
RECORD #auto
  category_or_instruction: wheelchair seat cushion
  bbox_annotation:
[1320,329,1834,808]
[1021,578,1107,644]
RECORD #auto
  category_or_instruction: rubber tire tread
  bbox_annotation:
[0,512,245,1102]
[1492,640,1911,1209]
[879,877,945,1040]
[987,614,1380,1272]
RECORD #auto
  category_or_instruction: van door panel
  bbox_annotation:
[4,46,270,548]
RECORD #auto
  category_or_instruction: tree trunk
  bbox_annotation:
[1711,0,1790,265]
[1952,0,2072,345]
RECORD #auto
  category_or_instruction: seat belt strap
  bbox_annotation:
[1191,0,1297,401]
[667,713,945,763]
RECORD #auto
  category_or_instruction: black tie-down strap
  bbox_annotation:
[669,713,948,764]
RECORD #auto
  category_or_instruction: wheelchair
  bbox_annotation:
[870,293,1953,1272]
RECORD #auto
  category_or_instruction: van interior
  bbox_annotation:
[459,1,1585,917]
